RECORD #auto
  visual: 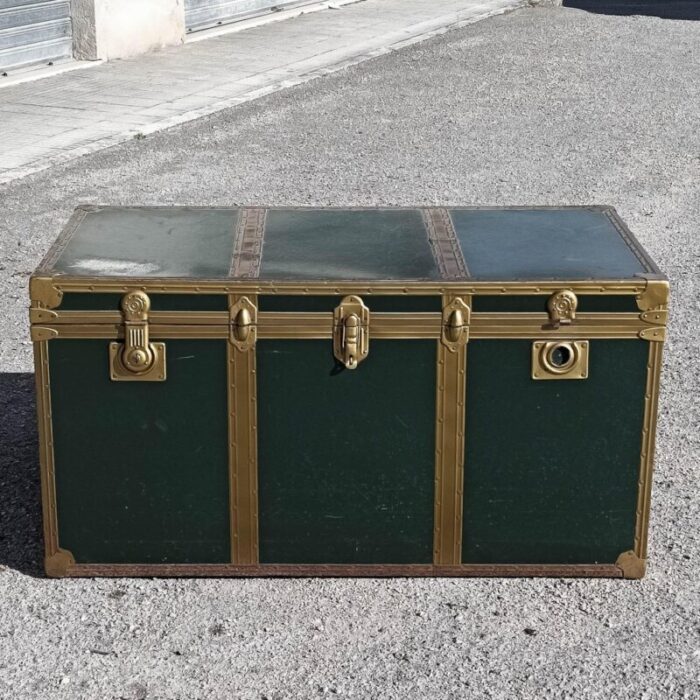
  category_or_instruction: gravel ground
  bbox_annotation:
[1,5,699,699]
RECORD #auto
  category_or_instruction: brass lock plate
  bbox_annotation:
[333,295,369,369]
[532,340,589,381]
[110,341,166,381]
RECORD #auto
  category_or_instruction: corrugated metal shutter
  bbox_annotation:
[185,0,316,32]
[0,0,72,72]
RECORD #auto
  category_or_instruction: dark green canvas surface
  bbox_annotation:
[259,209,439,280]
[256,339,436,564]
[462,339,648,564]
[49,339,230,563]
[43,206,657,284]
[450,208,651,280]
[258,295,442,312]
[50,207,237,278]
[471,295,641,313]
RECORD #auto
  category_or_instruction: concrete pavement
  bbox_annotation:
[0,3,698,698]
[0,0,523,185]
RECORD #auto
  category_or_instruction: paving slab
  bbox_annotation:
[0,0,522,184]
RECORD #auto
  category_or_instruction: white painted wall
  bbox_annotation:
[72,0,185,61]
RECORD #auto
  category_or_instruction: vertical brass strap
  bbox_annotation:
[228,295,260,564]
[634,341,664,560]
[34,341,74,576]
[422,208,469,280]
[34,340,59,558]
[433,339,468,566]
[230,208,266,278]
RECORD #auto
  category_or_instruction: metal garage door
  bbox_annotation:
[0,0,71,72]
[185,0,317,32]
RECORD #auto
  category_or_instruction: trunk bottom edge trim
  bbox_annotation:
[55,563,624,578]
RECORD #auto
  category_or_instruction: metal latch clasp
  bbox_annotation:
[441,297,470,350]
[547,290,578,328]
[230,296,257,351]
[109,290,166,381]
[333,295,369,369]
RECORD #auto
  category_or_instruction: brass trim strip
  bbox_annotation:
[34,341,61,564]
[230,208,266,278]
[51,562,624,578]
[260,312,441,339]
[31,310,229,325]
[31,324,228,339]
[30,277,650,299]
[27,324,650,340]
[470,313,651,338]
[228,296,259,565]
[433,336,467,566]
[423,208,469,279]
[634,341,663,561]
[29,312,655,341]
[29,314,443,340]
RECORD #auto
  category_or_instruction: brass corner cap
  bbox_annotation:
[636,278,670,312]
[45,548,75,578]
[615,550,647,579]
[29,277,63,309]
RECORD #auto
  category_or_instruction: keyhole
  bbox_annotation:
[549,344,571,368]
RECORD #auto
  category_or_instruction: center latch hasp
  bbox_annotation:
[333,295,370,370]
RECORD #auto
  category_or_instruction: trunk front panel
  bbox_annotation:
[462,339,648,564]
[256,339,436,564]
[49,339,230,563]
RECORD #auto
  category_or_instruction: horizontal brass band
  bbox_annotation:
[30,275,649,303]
[30,309,228,325]
[470,313,651,338]
[52,562,624,578]
[31,312,657,340]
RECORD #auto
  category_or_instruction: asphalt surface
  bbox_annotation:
[1,5,699,699]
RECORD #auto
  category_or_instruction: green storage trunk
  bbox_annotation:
[30,205,668,579]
